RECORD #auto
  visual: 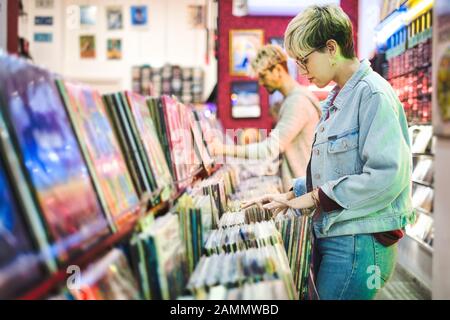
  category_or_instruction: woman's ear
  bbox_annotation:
[326,39,338,57]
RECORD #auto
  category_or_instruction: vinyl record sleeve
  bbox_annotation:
[0,56,109,262]
[58,81,140,231]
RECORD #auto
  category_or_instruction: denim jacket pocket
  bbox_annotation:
[327,128,361,175]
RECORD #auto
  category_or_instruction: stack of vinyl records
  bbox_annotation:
[128,213,189,300]
[57,81,141,232]
[192,165,240,219]
[205,279,291,300]
[274,210,312,300]
[0,53,111,265]
[147,95,201,191]
[102,91,175,203]
[232,176,283,201]
[187,244,297,300]
[69,249,141,300]
[132,65,204,104]
[176,194,207,274]
[204,220,282,255]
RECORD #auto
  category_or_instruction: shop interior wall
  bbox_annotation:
[19,0,217,98]
[0,0,7,51]
[217,0,359,132]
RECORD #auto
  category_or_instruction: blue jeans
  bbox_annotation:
[312,234,397,300]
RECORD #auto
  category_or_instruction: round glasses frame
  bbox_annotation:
[295,45,327,72]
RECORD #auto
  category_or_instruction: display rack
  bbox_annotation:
[376,0,434,291]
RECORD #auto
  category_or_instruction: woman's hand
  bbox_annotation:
[263,190,318,211]
[240,192,294,210]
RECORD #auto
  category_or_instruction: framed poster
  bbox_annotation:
[35,0,54,9]
[229,29,264,76]
[433,1,450,137]
[131,6,148,26]
[34,33,52,42]
[187,5,206,29]
[80,35,96,59]
[231,81,261,119]
[80,5,97,26]
[107,39,122,60]
[106,6,123,30]
[34,16,53,26]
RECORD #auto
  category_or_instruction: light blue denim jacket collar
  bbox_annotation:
[329,59,372,111]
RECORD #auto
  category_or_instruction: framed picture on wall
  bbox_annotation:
[107,39,122,60]
[35,0,54,9]
[131,6,148,26]
[231,81,261,119]
[229,29,264,76]
[80,35,96,59]
[106,6,123,30]
[187,5,206,29]
[80,5,97,26]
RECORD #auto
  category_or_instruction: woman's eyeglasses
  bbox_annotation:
[295,45,326,72]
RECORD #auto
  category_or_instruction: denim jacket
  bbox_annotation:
[293,59,415,238]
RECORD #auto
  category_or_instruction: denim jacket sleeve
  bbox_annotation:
[320,92,411,216]
[293,176,307,197]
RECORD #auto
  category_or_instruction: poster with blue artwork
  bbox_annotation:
[34,33,53,42]
[34,16,53,26]
[131,6,148,26]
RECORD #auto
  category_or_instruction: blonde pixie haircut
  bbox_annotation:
[251,44,288,75]
[284,5,356,60]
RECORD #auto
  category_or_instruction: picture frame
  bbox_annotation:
[35,0,54,9]
[107,39,122,60]
[130,6,148,26]
[106,6,123,30]
[229,29,264,76]
[80,35,96,59]
[34,32,53,43]
[34,16,53,26]
[80,5,97,26]
[187,5,206,29]
[230,81,261,119]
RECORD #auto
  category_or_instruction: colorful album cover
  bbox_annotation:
[57,81,140,231]
[116,93,158,197]
[0,156,45,299]
[70,249,141,300]
[161,96,197,189]
[125,92,174,201]
[188,109,214,172]
[106,93,156,199]
[0,56,109,262]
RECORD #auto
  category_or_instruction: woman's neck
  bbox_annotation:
[334,58,360,88]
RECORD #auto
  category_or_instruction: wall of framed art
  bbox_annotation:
[19,0,217,100]
[216,0,359,131]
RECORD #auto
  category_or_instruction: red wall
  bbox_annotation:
[217,0,359,131]
[7,0,19,54]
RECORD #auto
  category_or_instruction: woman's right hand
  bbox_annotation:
[240,191,294,210]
